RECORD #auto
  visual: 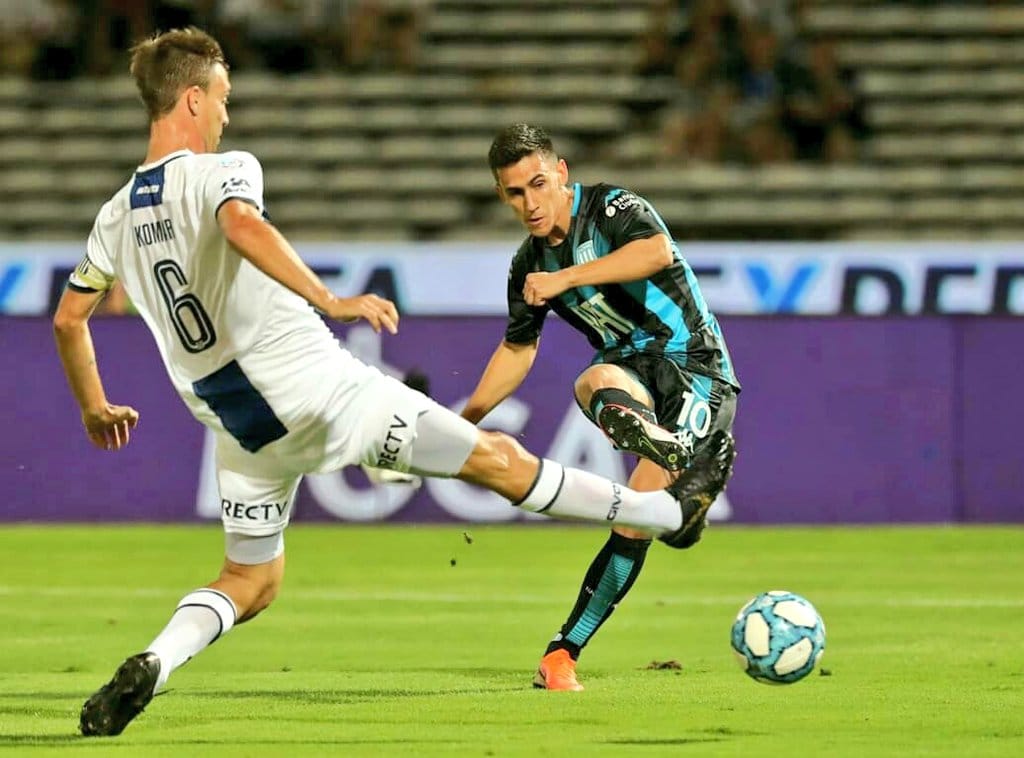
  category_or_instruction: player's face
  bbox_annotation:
[200,63,231,151]
[495,151,571,240]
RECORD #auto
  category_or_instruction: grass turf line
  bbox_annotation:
[0,524,1022,757]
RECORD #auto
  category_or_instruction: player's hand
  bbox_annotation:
[82,403,139,451]
[523,271,568,306]
[327,294,399,334]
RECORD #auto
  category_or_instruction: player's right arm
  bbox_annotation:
[217,199,398,334]
[461,338,539,424]
[53,286,139,451]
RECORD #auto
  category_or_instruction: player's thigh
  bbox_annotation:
[667,373,736,452]
[355,374,480,477]
[216,436,302,539]
[618,355,736,450]
[573,362,655,416]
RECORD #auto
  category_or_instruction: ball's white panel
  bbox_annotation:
[774,638,813,675]
[731,648,750,671]
[744,612,771,656]
[773,599,818,628]
[767,590,789,598]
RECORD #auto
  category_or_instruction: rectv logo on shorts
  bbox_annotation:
[222,500,286,520]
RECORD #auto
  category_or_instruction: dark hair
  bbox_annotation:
[487,123,557,177]
[129,27,227,121]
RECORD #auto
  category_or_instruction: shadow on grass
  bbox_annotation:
[0,692,82,700]
[185,685,520,704]
[607,738,728,746]
[0,735,83,747]
[0,734,475,747]
[606,727,766,747]
[0,704,75,719]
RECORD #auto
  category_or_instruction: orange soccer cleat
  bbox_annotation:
[532,649,585,691]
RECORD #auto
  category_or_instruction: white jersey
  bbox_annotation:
[69,149,353,463]
[68,148,478,539]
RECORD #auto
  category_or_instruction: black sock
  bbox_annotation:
[589,388,657,424]
[545,532,652,660]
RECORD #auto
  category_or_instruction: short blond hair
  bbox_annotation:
[129,27,226,121]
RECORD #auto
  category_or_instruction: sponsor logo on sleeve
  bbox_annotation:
[221,177,252,194]
[605,192,641,217]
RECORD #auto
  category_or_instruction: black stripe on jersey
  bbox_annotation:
[192,359,288,453]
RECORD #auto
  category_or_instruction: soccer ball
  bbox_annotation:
[730,590,825,684]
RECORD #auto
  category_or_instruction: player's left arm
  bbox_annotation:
[53,286,139,451]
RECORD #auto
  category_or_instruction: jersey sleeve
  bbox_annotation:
[205,151,266,217]
[598,189,666,248]
[68,224,115,293]
[503,247,548,344]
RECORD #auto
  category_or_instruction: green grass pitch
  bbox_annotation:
[0,524,1021,757]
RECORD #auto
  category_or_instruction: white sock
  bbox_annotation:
[146,588,237,691]
[515,459,683,533]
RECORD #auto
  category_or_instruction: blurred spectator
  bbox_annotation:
[733,25,793,163]
[780,38,869,162]
[678,0,747,83]
[730,0,801,45]
[635,26,677,82]
[0,0,82,80]
[218,0,316,74]
[659,32,739,162]
[303,0,352,70]
[661,81,740,162]
[634,0,683,81]
[343,1,432,72]
[152,0,217,32]
[641,0,868,165]
[82,0,151,76]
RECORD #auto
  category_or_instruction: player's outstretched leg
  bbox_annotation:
[660,430,736,549]
[596,401,688,472]
[79,652,160,736]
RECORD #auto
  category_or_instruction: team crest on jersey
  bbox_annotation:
[574,241,596,265]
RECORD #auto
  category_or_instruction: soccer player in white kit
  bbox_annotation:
[53,28,725,737]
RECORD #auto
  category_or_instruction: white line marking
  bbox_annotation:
[1,586,1022,608]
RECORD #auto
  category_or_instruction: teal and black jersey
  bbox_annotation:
[504,182,739,389]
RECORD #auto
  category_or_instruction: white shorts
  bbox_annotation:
[214,349,479,541]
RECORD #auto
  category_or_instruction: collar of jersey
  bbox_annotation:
[570,182,582,217]
[136,149,193,174]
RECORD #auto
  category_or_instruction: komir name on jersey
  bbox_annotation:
[133,218,176,247]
